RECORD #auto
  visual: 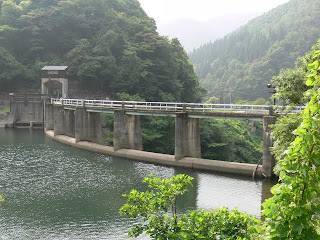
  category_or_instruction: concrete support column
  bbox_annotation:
[187,118,201,158]
[113,110,143,151]
[75,107,104,144]
[64,109,75,138]
[175,113,188,160]
[175,113,201,160]
[263,116,276,177]
[45,103,54,130]
[53,105,65,137]
[127,115,143,151]
[114,110,127,151]
[75,107,86,143]
[89,111,104,145]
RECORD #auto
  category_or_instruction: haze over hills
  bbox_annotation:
[157,13,261,52]
[189,0,320,102]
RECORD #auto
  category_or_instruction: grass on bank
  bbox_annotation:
[0,108,10,113]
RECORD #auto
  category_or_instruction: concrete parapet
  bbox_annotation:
[262,116,276,177]
[175,113,201,160]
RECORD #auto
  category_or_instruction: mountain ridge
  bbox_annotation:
[189,0,320,101]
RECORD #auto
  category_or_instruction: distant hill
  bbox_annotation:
[157,13,260,52]
[0,0,203,102]
[189,0,320,101]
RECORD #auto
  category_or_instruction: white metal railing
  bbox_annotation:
[50,98,305,114]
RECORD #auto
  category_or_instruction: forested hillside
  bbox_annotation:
[0,0,203,102]
[189,0,320,101]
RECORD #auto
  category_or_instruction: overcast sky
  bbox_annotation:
[138,0,290,25]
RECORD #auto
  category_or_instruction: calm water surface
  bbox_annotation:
[0,129,274,239]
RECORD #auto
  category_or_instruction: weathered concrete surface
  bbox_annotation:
[53,105,66,137]
[175,113,201,160]
[45,130,264,178]
[127,114,143,150]
[263,116,276,178]
[45,104,54,130]
[64,109,75,138]
[113,110,143,151]
[16,101,43,122]
[75,107,104,144]
[0,113,9,128]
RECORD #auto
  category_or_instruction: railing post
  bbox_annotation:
[122,101,125,110]
[183,103,187,112]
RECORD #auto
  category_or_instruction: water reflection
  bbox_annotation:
[0,128,274,239]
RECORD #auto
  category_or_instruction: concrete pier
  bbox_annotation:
[175,113,201,160]
[53,105,66,137]
[127,114,143,150]
[64,109,75,138]
[263,116,276,177]
[75,107,104,144]
[45,104,54,130]
[113,110,143,151]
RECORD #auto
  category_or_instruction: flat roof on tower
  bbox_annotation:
[41,66,68,71]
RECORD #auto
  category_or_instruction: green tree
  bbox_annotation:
[0,0,204,102]
[120,174,261,239]
[262,40,320,240]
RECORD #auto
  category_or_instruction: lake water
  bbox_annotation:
[0,128,274,239]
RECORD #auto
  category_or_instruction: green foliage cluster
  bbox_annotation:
[271,40,320,162]
[120,174,261,239]
[141,116,175,155]
[189,0,320,101]
[270,114,302,161]
[272,40,320,106]
[0,0,203,102]
[262,48,320,239]
[0,107,9,112]
[200,119,262,163]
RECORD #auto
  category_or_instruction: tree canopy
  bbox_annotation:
[0,0,204,102]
